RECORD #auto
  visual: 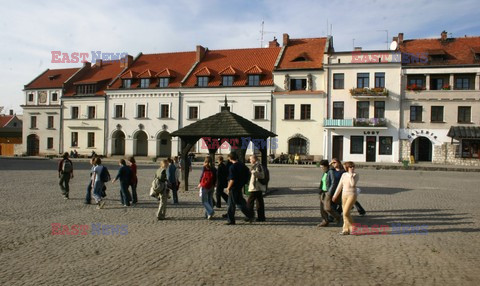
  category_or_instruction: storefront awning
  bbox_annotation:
[447,126,480,140]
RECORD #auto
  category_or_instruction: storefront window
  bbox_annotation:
[461,140,480,159]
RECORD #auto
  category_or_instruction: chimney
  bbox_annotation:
[283,33,290,46]
[196,45,206,62]
[120,55,133,68]
[9,109,14,116]
[354,47,362,51]
[95,59,102,67]
[269,37,279,48]
[441,30,448,41]
[393,36,398,43]
[398,33,404,44]
[83,62,91,68]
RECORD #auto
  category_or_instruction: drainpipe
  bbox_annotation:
[270,89,274,155]
[104,95,108,156]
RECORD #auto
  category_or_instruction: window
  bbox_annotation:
[333,73,344,89]
[71,132,78,147]
[30,116,37,128]
[288,137,307,155]
[140,79,150,88]
[357,73,369,88]
[158,78,169,88]
[410,106,423,122]
[88,106,95,119]
[408,78,424,88]
[461,139,480,158]
[47,138,54,149]
[87,132,95,148]
[375,72,385,88]
[300,104,311,120]
[122,79,131,88]
[333,101,344,119]
[188,106,198,119]
[76,84,96,94]
[284,104,295,120]
[115,105,123,118]
[47,116,54,129]
[28,93,34,102]
[137,104,146,118]
[52,93,58,101]
[71,107,79,119]
[290,79,307,90]
[222,76,233,86]
[431,106,444,122]
[458,106,471,123]
[350,136,364,154]
[431,78,444,90]
[197,76,209,87]
[374,101,385,119]
[248,75,260,86]
[356,101,369,119]
[455,78,470,90]
[254,106,265,120]
[160,104,169,119]
[379,136,393,155]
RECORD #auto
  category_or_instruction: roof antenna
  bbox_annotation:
[259,20,275,48]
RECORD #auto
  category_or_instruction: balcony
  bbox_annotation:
[324,118,388,128]
[350,87,389,98]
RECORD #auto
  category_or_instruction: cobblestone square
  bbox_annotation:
[1,158,479,285]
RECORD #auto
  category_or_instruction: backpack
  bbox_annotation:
[62,160,73,173]
[258,165,269,186]
[200,168,214,189]
[100,166,111,183]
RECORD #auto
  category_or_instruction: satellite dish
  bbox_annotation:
[389,41,398,51]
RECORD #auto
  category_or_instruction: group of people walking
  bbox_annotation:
[58,151,366,231]
[318,158,366,235]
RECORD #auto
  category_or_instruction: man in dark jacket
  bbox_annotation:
[58,152,74,199]
[215,156,230,208]
[167,158,179,204]
[318,160,341,227]
[112,159,132,206]
[225,152,253,225]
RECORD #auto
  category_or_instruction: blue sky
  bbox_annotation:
[1,0,479,114]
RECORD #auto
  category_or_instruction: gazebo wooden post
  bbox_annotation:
[180,138,196,192]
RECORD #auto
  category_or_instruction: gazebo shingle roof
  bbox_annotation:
[171,109,277,139]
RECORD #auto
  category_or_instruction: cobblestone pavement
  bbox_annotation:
[1,158,479,285]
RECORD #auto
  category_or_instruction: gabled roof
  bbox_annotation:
[170,109,277,138]
[276,37,328,70]
[194,67,212,76]
[137,69,155,78]
[109,51,197,89]
[183,47,281,87]
[0,115,14,127]
[398,35,480,66]
[120,70,137,79]
[64,61,126,96]
[244,65,263,74]
[24,68,79,90]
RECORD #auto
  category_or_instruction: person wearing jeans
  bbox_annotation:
[333,161,359,235]
[112,159,132,207]
[155,160,169,220]
[225,152,253,225]
[215,156,229,208]
[198,156,216,219]
[58,152,74,199]
[128,157,138,204]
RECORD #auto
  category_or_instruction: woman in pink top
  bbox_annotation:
[333,161,359,235]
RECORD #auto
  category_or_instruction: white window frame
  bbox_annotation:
[114,104,125,119]
[136,103,148,118]
[253,104,267,120]
[159,103,172,119]
[87,105,96,119]
[187,104,200,120]
[71,106,80,119]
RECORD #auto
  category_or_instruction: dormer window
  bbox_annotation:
[222,76,234,86]
[290,78,307,90]
[428,49,447,62]
[122,79,131,88]
[140,78,150,88]
[293,56,307,62]
[247,75,260,86]
[76,84,96,95]
[159,78,169,88]
[28,93,34,102]
[52,93,58,101]
[197,76,209,87]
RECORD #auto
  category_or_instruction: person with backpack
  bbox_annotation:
[128,157,138,205]
[167,157,179,204]
[58,152,74,199]
[225,152,254,225]
[198,156,217,220]
[246,155,266,222]
[215,156,229,208]
[318,160,341,227]
[112,159,132,207]
[92,157,109,209]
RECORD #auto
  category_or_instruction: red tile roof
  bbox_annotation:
[24,68,79,89]
[399,36,480,66]
[64,61,126,96]
[109,51,197,89]
[183,47,281,87]
[0,115,14,127]
[276,37,327,70]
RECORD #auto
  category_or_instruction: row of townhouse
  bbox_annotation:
[21,31,480,165]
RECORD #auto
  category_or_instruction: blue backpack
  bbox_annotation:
[100,166,111,183]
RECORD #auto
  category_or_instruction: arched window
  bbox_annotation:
[288,137,307,155]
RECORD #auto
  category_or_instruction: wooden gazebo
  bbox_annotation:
[170,100,277,191]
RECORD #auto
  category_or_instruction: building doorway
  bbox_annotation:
[332,136,343,161]
[156,131,172,158]
[111,130,125,155]
[134,131,148,156]
[27,134,39,156]
[411,136,432,162]
[366,136,376,162]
